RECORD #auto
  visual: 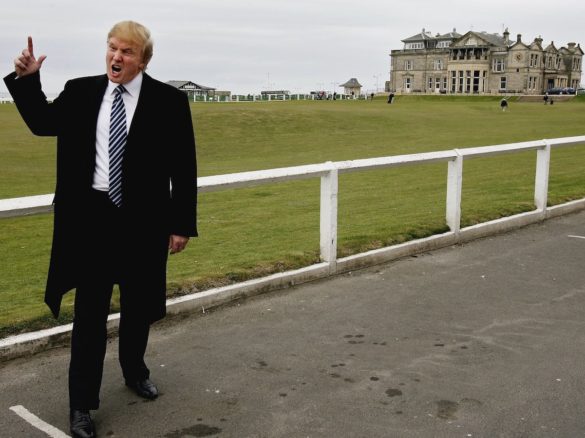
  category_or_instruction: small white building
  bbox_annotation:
[166,80,216,99]
[340,78,363,96]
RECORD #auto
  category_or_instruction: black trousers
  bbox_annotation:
[69,189,152,410]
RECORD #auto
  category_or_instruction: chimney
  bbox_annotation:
[568,42,576,49]
[503,28,509,44]
[534,36,543,45]
[516,34,522,43]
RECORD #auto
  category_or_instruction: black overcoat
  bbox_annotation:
[4,71,198,322]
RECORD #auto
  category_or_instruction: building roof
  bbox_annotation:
[437,29,461,40]
[166,80,215,91]
[402,29,435,42]
[340,78,362,87]
[450,31,508,48]
[473,31,507,47]
[402,28,461,44]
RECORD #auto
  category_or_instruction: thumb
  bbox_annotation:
[37,55,47,66]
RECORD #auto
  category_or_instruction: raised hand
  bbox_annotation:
[14,36,47,77]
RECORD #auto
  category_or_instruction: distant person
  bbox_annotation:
[550,98,554,105]
[543,92,549,105]
[370,92,375,101]
[500,98,508,112]
[387,92,395,104]
[5,21,197,438]
[333,91,337,101]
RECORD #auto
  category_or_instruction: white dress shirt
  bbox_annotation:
[92,72,143,191]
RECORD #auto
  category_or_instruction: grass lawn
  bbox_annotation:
[1,95,584,337]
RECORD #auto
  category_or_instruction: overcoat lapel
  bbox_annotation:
[86,75,109,175]
[126,73,153,146]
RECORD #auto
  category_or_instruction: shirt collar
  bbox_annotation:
[106,71,143,98]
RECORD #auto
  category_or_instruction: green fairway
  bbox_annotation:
[1,96,585,337]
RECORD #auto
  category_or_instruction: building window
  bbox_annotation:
[443,77,448,90]
[434,59,443,70]
[404,77,411,90]
[437,41,451,48]
[529,54,539,68]
[472,70,480,93]
[500,77,507,90]
[428,77,433,89]
[528,76,538,90]
[405,43,424,50]
[458,71,464,92]
[547,56,554,69]
[493,58,505,72]
[405,60,413,70]
[451,71,457,92]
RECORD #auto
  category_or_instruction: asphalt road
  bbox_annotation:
[2,211,585,438]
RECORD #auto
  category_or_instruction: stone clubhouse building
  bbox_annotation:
[389,28,582,94]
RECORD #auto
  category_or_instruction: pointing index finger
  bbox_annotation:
[28,36,34,57]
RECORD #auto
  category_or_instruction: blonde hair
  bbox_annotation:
[108,21,153,69]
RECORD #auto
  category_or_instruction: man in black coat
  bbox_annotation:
[4,21,197,438]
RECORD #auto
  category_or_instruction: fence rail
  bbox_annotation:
[192,93,368,102]
[2,135,585,272]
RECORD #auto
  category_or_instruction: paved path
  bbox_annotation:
[2,211,585,438]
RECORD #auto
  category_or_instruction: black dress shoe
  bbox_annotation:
[70,409,96,438]
[125,378,158,399]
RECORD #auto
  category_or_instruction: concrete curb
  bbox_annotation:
[2,199,585,362]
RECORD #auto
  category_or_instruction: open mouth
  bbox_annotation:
[112,65,122,73]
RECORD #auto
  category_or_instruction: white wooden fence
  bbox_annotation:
[195,94,366,102]
[2,136,585,272]
[2,135,585,359]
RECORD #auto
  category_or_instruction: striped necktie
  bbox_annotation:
[108,84,127,207]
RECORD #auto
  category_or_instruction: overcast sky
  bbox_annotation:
[1,0,583,95]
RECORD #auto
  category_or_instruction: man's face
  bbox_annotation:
[106,37,145,84]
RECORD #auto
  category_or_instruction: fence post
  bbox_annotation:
[320,163,338,272]
[446,150,463,233]
[534,140,551,213]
